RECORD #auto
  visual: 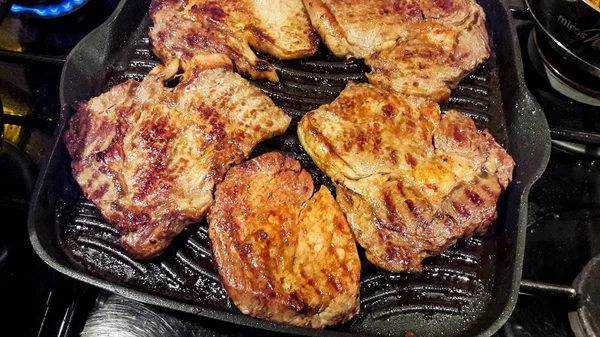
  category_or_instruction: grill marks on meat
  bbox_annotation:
[302,0,489,102]
[298,83,514,272]
[63,55,291,259]
[302,0,471,59]
[150,1,276,80]
[208,152,360,327]
[366,2,490,103]
[150,0,319,81]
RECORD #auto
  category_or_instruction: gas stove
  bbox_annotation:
[0,1,115,336]
[1,0,599,336]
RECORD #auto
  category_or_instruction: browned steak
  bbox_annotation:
[298,83,514,272]
[302,0,489,102]
[208,152,360,327]
[150,0,319,82]
[63,55,291,259]
[366,1,490,103]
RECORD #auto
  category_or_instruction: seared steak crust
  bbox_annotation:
[366,2,489,103]
[302,0,489,102]
[63,55,291,259]
[302,0,473,58]
[208,152,360,328]
[150,0,319,81]
[298,83,514,272]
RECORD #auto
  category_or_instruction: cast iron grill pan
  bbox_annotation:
[28,0,551,336]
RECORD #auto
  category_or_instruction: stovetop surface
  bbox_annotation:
[1,1,599,336]
[0,0,119,57]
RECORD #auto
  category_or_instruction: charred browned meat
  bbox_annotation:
[302,0,473,58]
[298,83,514,272]
[208,152,360,327]
[302,0,489,102]
[63,55,291,259]
[150,0,319,81]
[366,2,489,103]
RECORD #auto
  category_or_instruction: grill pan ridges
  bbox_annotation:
[28,0,551,336]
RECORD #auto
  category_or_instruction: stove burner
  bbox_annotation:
[569,254,600,337]
[518,254,600,337]
[10,0,90,18]
[527,30,600,107]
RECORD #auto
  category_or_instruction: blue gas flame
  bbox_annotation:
[11,0,86,18]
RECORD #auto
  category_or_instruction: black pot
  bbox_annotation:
[526,0,600,78]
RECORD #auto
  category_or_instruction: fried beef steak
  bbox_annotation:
[63,54,291,259]
[150,0,319,82]
[302,0,489,102]
[297,83,514,272]
[365,1,489,103]
[208,152,360,327]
